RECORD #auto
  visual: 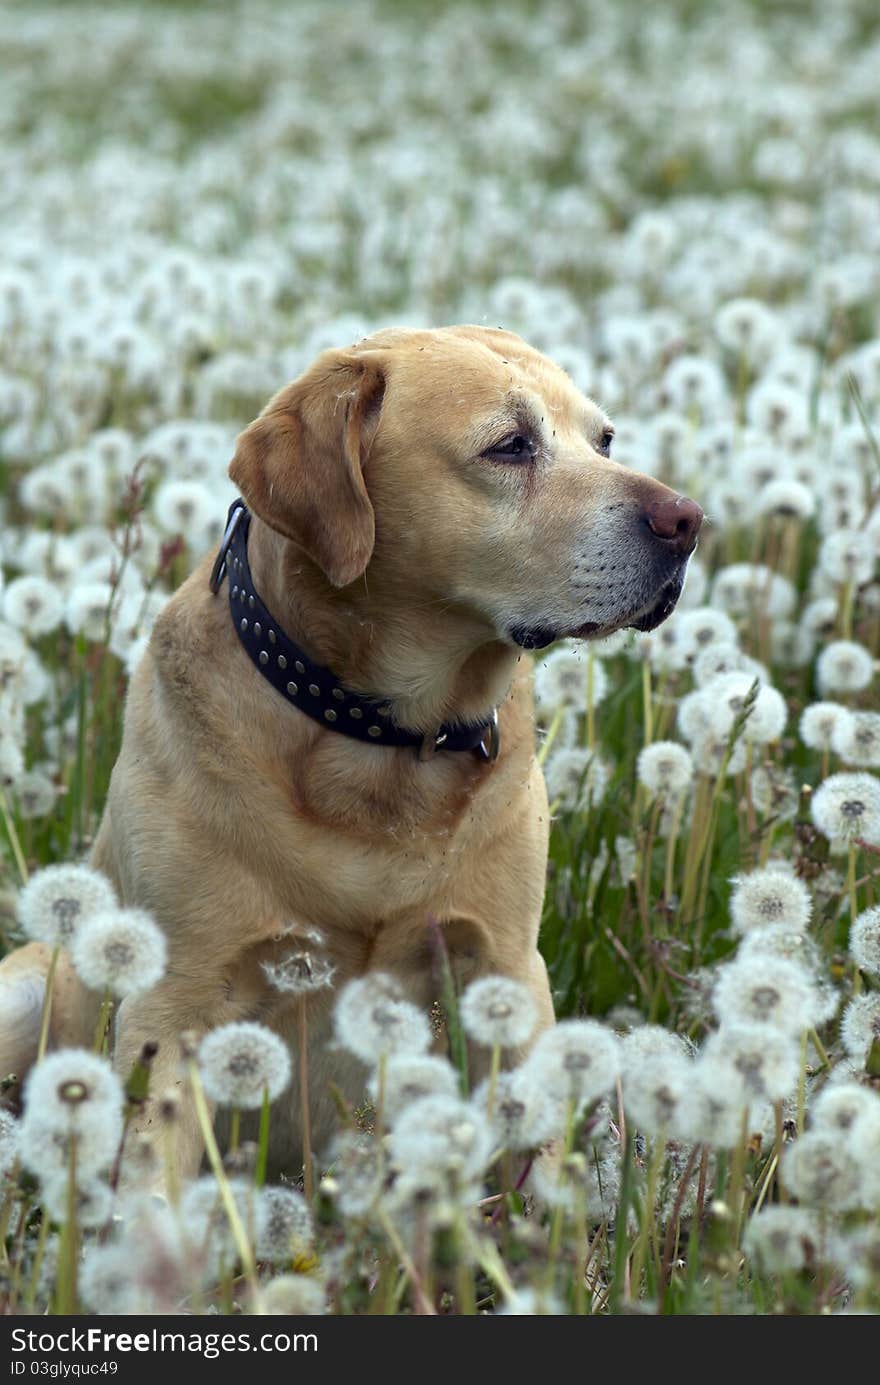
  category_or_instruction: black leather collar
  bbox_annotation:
[210,500,500,761]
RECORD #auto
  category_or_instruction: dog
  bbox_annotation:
[0,324,701,1184]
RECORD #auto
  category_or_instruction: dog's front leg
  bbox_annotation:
[113,983,216,1194]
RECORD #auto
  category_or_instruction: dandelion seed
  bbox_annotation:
[17,863,117,947]
[799,701,853,752]
[839,993,880,1063]
[636,741,694,798]
[2,576,64,636]
[334,974,431,1064]
[71,907,167,997]
[0,1110,19,1178]
[621,1048,693,1138]
[703,671,787,745]
[811,772,880,847]
[700,1023,800,1107]
[543,747,608,810]
[781,1131,862,1210]
[471,1068,565,1150]
[198,1022,291,1108]
[712,955,822,1035]
[743,1206,819,1273]
[848,904,880,976]
[255,1186,313,1263]
[818,529,875,587]
[831,711,880,768]
[811,1082,880,1140]
[39,1173,114,1229]
[390,1094,491,1191]
[521,1019,620,1111]
[459,975,538,1049]
[729,866,812,934]
[816,640,874,696]
[21,1051,123,1180]
[367,1055,458,1125]
[262,929,336,994]
[260,1274,327,1314]
[533,646,608,713]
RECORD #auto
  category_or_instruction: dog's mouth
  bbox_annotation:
[510,573,686,650]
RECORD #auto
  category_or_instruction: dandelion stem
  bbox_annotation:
[0,787,29,885]
[186,1060,260,1301]
[299,1002,314,1201]
[36,944,61,1062]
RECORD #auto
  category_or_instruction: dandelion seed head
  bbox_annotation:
[636,741,693,798]
[839,993,880,1063]
[198,1021,291,1108]
[713,955,821,1034]
[71,907,167,997]
[781,1131,863,1210]
[816,640,874,696]
[729,866,812,934]
[848,904,880,977]
[811,772,880,847]
[522,1019,620,1112]
[255,1185,313,1263]
[334,973,431,1065]
[17,863,117,947]
[260,1274,327,1315]
[743,1206,819,1273]
[459,975,538,1050]
[389,1095,491,1189]
[368,1055,458,1125]
[799,701,853,752]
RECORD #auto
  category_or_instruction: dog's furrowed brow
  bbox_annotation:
[470,394,546,452]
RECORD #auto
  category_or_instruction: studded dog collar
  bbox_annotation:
[210,500,500,762]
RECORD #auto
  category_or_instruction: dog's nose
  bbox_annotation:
[644,494,703,554]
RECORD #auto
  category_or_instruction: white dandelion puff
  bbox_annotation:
[198,1022,291,1108]
[848,905,880,977]
[799,701,853,752]
[533,646,608,713]
[743,1207,820,1274]
[839,993,880,1063]
[811,772,880,847]
[71,908,167,997]
[729,866,812,934]
[781,1132,863,1211]
[636,741,694,799]
[712,955,822,1035]
[255,1186,313,1263]
[368,1055,458,1125]
[389,1094,491,1188]
[816,640,874,696]
[831,711,880,768]
[521,1019,620,1111]
[459,975,538,1050]
[17,863,117,947]
[334,973,431,1064]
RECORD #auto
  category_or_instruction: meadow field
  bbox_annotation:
[1,0,879,1316]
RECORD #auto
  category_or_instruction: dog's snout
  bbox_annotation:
[644,494,703,554]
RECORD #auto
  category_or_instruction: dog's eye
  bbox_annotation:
[597,429,614,457]
[484,433,534,463]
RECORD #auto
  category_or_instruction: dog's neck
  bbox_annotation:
[246,517,523,737]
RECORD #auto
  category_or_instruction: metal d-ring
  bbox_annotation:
[209,500,247,594]
[477,707,500,762]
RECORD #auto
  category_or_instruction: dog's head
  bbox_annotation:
[229,325,702,650]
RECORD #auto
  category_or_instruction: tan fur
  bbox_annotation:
[0,325,699,1186]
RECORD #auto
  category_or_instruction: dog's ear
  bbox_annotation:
[229,349,386,588]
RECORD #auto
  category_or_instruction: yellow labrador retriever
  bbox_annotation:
[0,325,701,1180]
